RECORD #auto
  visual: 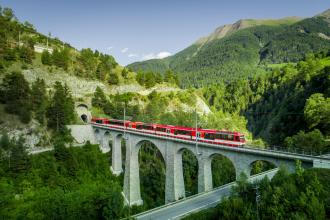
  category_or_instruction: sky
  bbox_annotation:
[1,0,330,66]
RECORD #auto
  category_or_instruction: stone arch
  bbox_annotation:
[100,131,111,153]
[136,139,166,207]
[177,146,199,157]
[249,159,277,176]
[109,132,126,175]
[76,103,91,123]
[94,128,101,143]
[209,153,236,188]
[77,103,89,109]
[135,138,166,161]
[177,146,199,196]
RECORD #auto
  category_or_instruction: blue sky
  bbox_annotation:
[1,0,330,65]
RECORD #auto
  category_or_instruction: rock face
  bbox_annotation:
[0,118,51,151]
[23,68,112,98]
[22,68,180,98]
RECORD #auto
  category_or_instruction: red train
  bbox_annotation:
[91,117,246,147]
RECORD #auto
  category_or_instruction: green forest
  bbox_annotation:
[0,138,126,219]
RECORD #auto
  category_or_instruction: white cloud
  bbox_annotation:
[121,48,129,53]
[128,53,138,58]
[157,51,171,59]
[142,51,171,60]
[142,53,156,60]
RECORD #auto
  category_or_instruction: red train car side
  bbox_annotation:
[91,117,246,147]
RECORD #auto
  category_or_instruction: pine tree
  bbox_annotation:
[41,50,52,65]
[91,86,107,108]
[31,78,48,124]
[52,48,70,70]
[108,72,119,85]
[47,82,75,132]
[9,138,30,176]
[1,71,31,123]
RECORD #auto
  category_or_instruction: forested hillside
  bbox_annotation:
[202,53,330,152]
[0,139,126,219]
[128,11,330,87]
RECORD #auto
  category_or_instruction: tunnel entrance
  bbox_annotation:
[81,114,88,123]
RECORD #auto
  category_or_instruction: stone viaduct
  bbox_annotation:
[89,123,330,206]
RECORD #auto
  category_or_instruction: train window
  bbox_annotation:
[109,121,124,126]
[142,125,154,130]
[204,133,215,140]
[215,133,225,140]
[156,127,166,132]
[174,129,192,136]
[227,134,234,140]
[96,120,102,123]
[136,125,143,129]
[196,132,200,138]
[166,129,170,134]
[240,136,245,141]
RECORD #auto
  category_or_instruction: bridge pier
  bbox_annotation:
[198,156,212,193]
[110,133,123,175]
[165,143,185,203]
[123,134,143,206]
[100,132,111,153]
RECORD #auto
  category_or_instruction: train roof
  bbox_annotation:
[154,124,175,128]
[199,129,244,135]
[92,117,109,120]
[109,119,131,123]
[132,121,144,124]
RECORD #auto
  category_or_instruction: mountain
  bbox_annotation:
[195,17,302,45]
[127,11,330,87]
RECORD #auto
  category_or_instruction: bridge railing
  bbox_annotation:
[263,145,330,157]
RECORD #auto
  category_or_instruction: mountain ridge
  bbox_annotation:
[317,8,330,19]
[127,9,330,87]
[195,16,302,45]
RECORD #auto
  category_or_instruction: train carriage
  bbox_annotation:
[91,117,246,146]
